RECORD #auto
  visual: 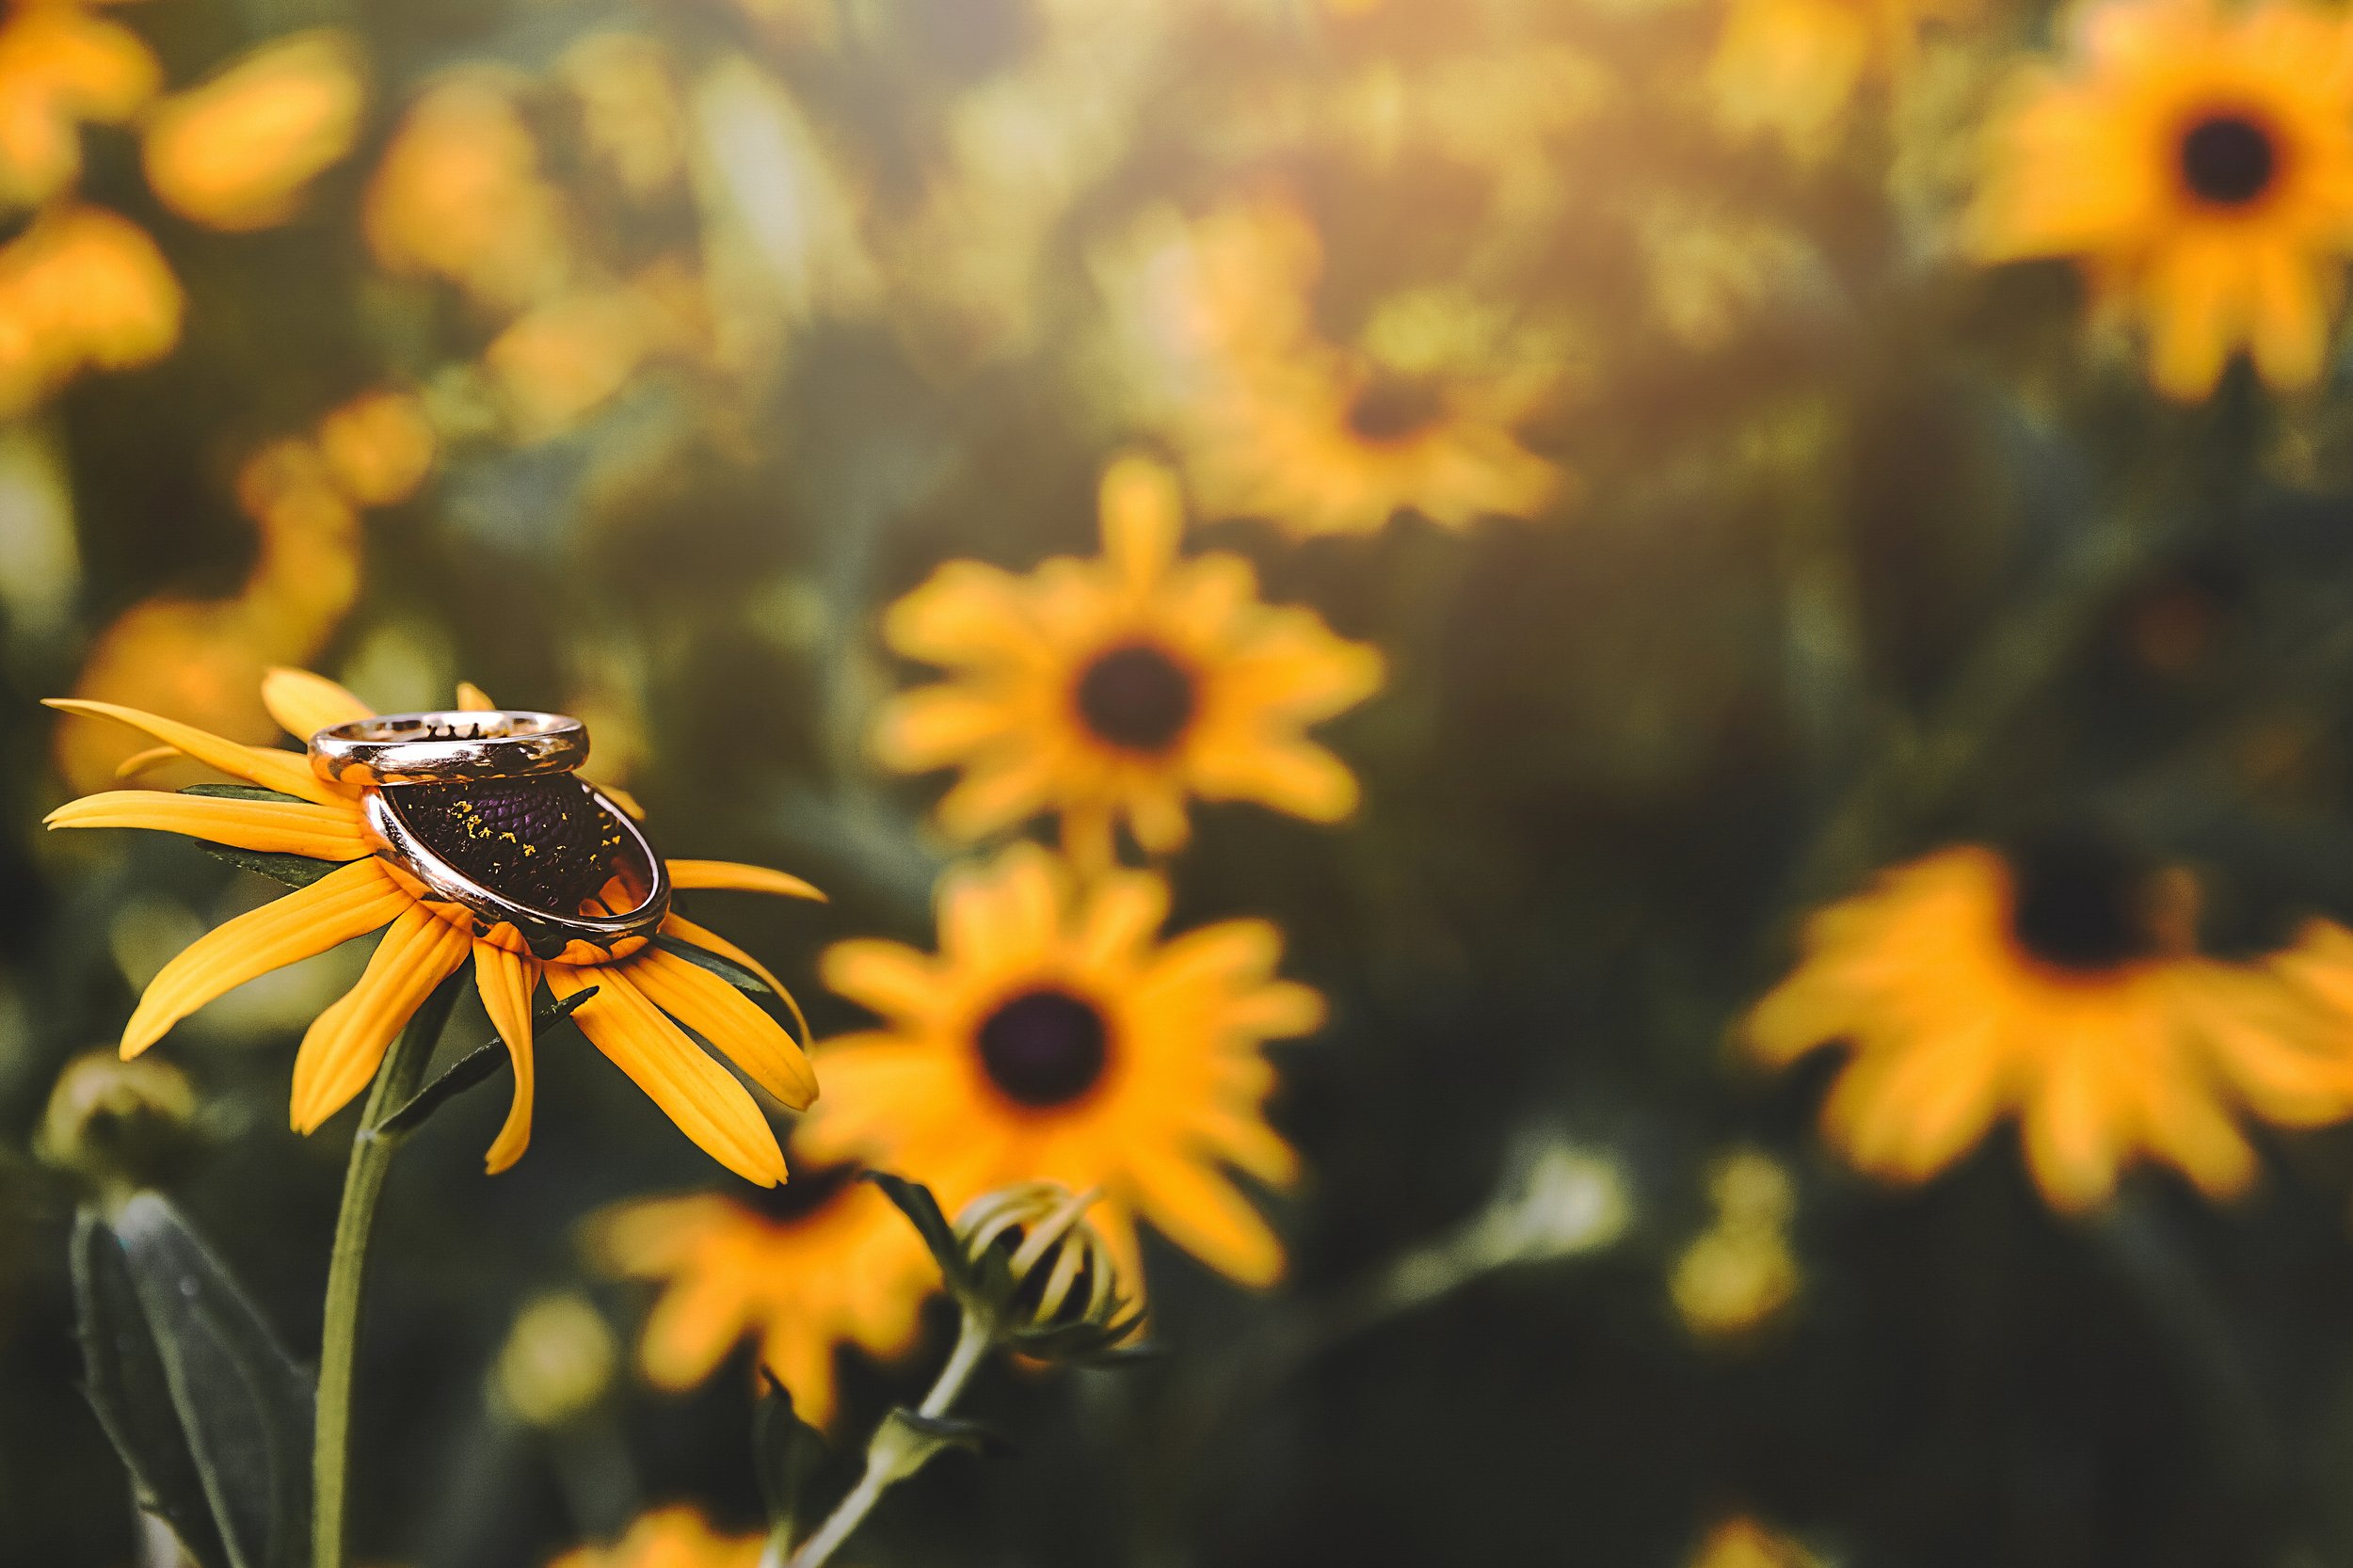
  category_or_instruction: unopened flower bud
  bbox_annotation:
[39,1050,196,1192]
[492,1290,618,1429]
[952,1181,1141,1356]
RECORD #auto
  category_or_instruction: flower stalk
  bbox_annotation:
[312,974,459,1568]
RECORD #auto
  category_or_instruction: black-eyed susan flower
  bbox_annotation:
[44,667,821,1184]
[1133,197,1567,538]
[1746,840,2353,1210]
[800,844,1321,1289]
[873,455,1383,869]
[596,1156,936,1427]
[140,30,367,232]
[545,1505,762,1568]
[1969,0,2353,401]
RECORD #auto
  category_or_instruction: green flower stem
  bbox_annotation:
[779,1311,994,1568]
[312,976,458,1568]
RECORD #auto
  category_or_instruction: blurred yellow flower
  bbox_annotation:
[487,266,707,442]
[0,0,157,207]
[596,1160,936,1426]
[1689,1515,1824,1568]
[875,456,1383,869]
[803,843,1321,1288]
[0,202,179,415]
[364,71,571,313]
[1709,0,1966,156]
[1672,1149,1801,1339]
[44,669,821,1183]
[1969,0,2353,400]
[560,31,687,201]
[141,29,366,231]
[1138,197,1566,537]
[491,1290,619,1430]
[546,1505,762,1568]
[315,388,436,508]
[1746,841,2353,1210]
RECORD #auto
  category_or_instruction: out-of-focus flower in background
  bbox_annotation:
[0,0,156,208]
[597,1159,936,1427]
[1672,1148,1801,1340]
[490,1290,621,1432]
[44,669,820,1182]
[874,456,1383,869]
[1746,841,2353,1209]
[1122,196,1568,537]
[544,1504,763,1568]
[805,844,1321,1289]
[0,203,178,417]
[1687,1514,1827,1568]
[1709,0,1972,158]
[141,29,366,232]
[1967,0,2353,400]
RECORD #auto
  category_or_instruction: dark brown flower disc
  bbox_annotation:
[391,775,631,915]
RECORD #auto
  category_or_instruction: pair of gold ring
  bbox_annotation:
[307,710,667,958]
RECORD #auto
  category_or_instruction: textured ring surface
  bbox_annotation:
[308,710,587,786]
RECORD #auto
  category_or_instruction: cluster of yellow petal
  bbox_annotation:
[142,30,367,232]
[876,455,1384,870]
[803,843,1320,1292]
[0,0,156,208]
[1127,194,1567,538]
[1970,0,2353,400]
[596,1172,935,1427]
[545,1505,763,1568]
[1747,846,2353,1210]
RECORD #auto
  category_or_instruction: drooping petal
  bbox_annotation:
[260,666,373,742]
[628,945,819,1109]
[46,790,370,859]
[46,697,344,806]
[121,857,412,1056]
[474,939,543,1173]
[667,860,825,901]
[548,963,787,1186]
[290,903,472,1132]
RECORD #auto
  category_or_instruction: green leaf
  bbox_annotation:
[175,787,344,888]
[872,1407,1016,1484]
[862,1172,969,1293]
[752,1368,828,1545]
[179,784,309,805]
[112,1192,314,1568]
[72,1209,232,1568]
[377,988,596,1137]
[652,935,775,996]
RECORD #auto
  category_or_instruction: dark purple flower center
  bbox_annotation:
[392,775,628,915]
[2007,836,2160,972]
[1345,375,1446,443]
[2180,113,2277,207]
[1075,642,1196,753]
[976,987,1109,1108]
[752,1160,861,1226]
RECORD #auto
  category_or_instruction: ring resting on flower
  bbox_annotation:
[309,708,672,959]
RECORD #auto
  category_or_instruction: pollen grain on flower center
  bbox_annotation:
[2179,112,2278,206]
[394,774,629,914]
[976,986,1110,1108]
[2006,837,2163,972]
[1074,641,1197,753]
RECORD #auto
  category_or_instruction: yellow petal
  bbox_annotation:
[456,681,495,711]
[112,744,181,781]
[261,666,373,742]
[547,963,786,1185]
[123,857,410,1057]
[46,697,342,806]
[658,912,816,1050]
[474,939,543,1173]
[591,779,646,821]
[628,945,818,1109]
[667,859,825,902]
[46,790,370,859]
[1128,1152,1285,1288]
[290,904,472,1133]
[1099,453,1182,594]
